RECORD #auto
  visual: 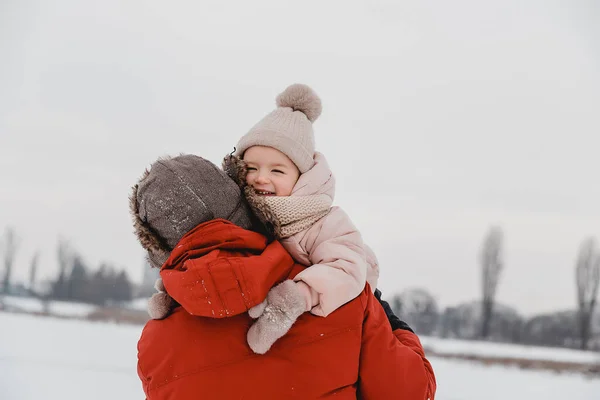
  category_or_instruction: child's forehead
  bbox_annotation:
[246,158,291,168]
[244,146,295,166]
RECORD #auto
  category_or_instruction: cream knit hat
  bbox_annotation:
[235,84,322,173]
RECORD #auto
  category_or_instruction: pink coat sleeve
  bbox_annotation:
[293,207,369,317]
[364,243,380,291]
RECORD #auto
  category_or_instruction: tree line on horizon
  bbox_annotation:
[0,229,157,306]
[391,227,600,351]
[1,225,598,351]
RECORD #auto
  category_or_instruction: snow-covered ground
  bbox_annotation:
[1,295,98,317]
[1,312,141,399]
[126,297,150,312]
[0,294,151,318]
[432,357,599,400]
[421,336,600,365]
[1,312,599,399]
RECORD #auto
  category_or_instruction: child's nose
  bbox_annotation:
[255,173,269,184]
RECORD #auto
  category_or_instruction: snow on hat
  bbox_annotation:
[129,154,253,268]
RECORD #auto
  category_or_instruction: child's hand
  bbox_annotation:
[148,278,175,320]
[246,280,307,354]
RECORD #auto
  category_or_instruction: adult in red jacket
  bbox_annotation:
[130,154,436,400]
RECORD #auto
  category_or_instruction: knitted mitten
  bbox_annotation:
[147,278,175,320]
[247,280,307,354]
[248,299,268,319]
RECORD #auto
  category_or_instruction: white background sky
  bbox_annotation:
[1,0,599,316]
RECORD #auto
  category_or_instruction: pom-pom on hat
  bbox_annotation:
[235,84,322,173]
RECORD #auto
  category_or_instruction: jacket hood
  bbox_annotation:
[160,219,294,318]
[291,152,335,200]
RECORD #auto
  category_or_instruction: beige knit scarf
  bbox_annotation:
[262,194,332,239]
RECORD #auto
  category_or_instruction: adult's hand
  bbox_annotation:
[373,289,414,333]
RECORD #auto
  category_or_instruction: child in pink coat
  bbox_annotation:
[235,84,380,354]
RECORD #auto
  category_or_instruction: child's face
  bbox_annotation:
[244,146,300,196]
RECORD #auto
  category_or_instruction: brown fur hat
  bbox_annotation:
[130,154,255,268]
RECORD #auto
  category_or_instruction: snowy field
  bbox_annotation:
[1,295,99,317]
[420,336,600,365]
[1,312,599,400]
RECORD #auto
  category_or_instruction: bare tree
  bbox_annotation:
[29,251,40,295]
[575,237,600,350]
[393,288,439,335]
[68,254,89,302]
[113,270,133,303]
[1,227,21,294]
[52,238,73,299]
[522,310,578,348]
[479,226,504,339]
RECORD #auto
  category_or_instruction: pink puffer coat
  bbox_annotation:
[283,152,380,317]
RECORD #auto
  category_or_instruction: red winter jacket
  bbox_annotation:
[137,220,436,399]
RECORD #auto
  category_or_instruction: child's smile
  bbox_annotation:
[244,146,300,197]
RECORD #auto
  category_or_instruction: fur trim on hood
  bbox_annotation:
[222,153,282,240]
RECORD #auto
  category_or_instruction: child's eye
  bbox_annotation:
[272,169,284,174]
[247,167,257,172]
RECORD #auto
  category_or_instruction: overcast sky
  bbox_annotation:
[1,0,599,315]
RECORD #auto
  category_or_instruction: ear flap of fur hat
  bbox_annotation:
[129,170,171,268]
[222,152,248,188]
[222,153,282,240]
